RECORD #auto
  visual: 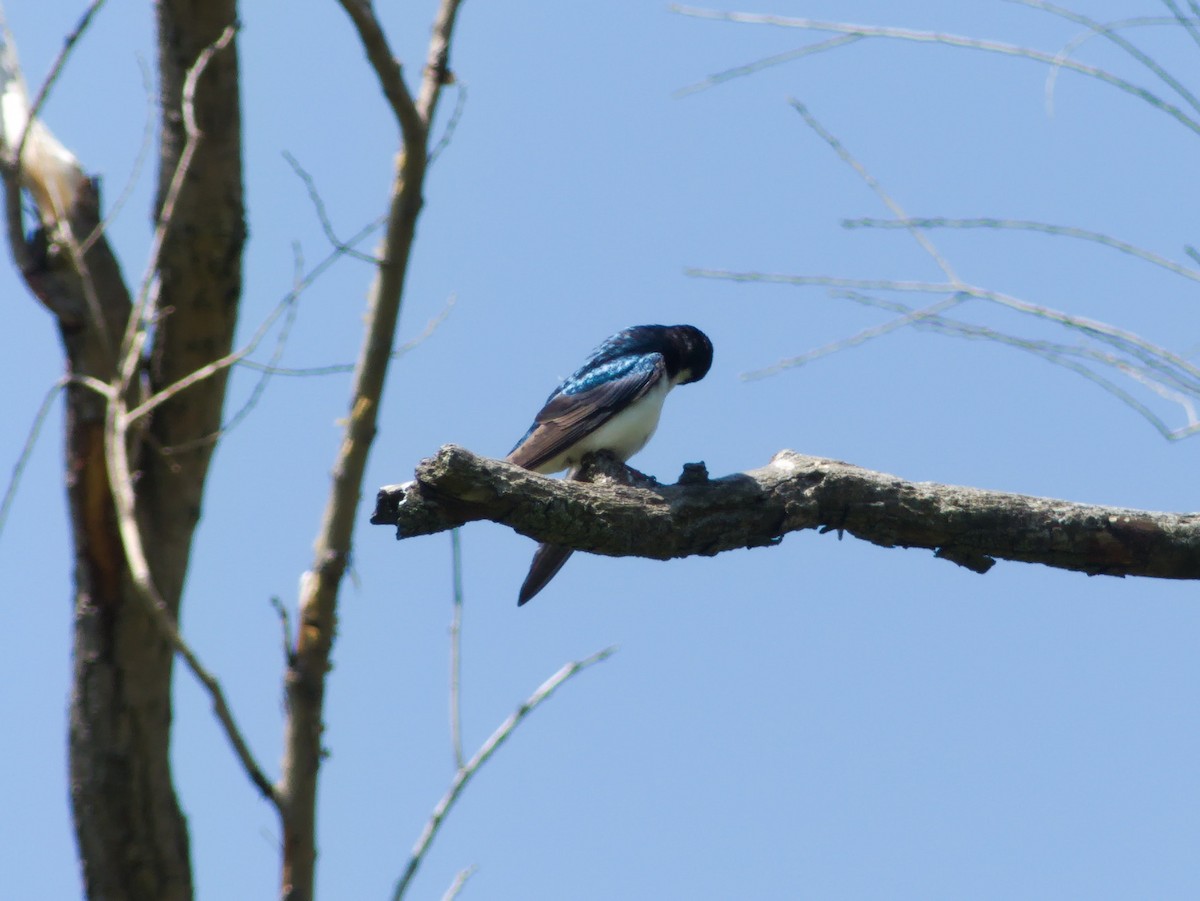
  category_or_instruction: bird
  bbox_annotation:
[506,324,713,605]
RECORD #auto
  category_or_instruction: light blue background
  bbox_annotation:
[2,2,1198,898]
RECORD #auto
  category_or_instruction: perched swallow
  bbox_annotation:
[506,324,713,605]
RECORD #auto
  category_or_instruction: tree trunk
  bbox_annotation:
[10,4,246,898]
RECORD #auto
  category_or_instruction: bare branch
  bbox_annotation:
[125,236,296,425]
[669,5,1200,136]
[674,34,862,97]
[282,2,466,897]
[842,217,1200,285]
[271,596,297,667]
[103,388,279,806]
[152,187,454,459]
[211,241,307,438]
[689,268,1200,384]
[688,267,1200,438]
[1044,15,1194,115]
[1161,0,1200,51]
[78,54,156,256]
[741,293,965,376]
[129,208,414,441]
[788,98,959,283]
[283,151,379,263]
[680,53,1200,438]
[780,288,1198,441]
[428,81,467,167]
[391,647,617,901]
[335,0,425,142]
[440,866,477,901]
[1012,0,1200,116]
[0,378,65,540]
[416,0,464,124]
[374,445,1200,582]
[235,293,455,378]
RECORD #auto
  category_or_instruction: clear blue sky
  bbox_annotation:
[3,2,1199,898]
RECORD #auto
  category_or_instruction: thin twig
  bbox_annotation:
[669,5,1200,137]
[103,385,279,804]
[1044,16,1190,115]
[1167,0,1200,51]
[689,268,1200,387]
[282,151,378,263]
[1010,0,1200,117]
[1125,362,1198,425]
[440,865,477,901]
[766,97,1199,408]
[843,216,1200,284]
[695,268,1200,437]
[449,528,465,771]
[765,287,1195,440]
[79,54,158,256]
[785,98,1004,383]
[213,241,306,439]
[829,286,1180,379]
[144,275,452,453]
[428,81,467,167]
[0,377,65,541]
[235,293,455,377]
[127,209,376,427]
[741,294,965,378]
[674,34,862,98]
[13,0,107,179]
[271,596,296,666]
[789,98,958,282]
[153,212,389,455]
[391,648,617,901]
[675,4,1200,439]
[1190,2,1200,26]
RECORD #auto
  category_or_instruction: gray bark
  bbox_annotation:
[374,445,1200,581]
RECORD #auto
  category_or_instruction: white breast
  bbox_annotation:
[534,377,673,474]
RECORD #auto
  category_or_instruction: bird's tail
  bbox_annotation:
[518,544,575,606]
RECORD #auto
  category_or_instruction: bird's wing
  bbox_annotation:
[506,353,665,472]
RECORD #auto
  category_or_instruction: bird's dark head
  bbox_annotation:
[587,324,713,385]
[663,324,713,385]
